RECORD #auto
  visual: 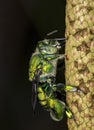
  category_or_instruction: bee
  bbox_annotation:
[29,37,77,120]
[29,38,66,111]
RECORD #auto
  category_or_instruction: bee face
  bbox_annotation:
[38,39,61,55]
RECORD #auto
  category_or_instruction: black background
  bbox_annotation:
[0,0,68,130]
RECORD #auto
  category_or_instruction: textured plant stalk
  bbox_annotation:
[65,0,94,130]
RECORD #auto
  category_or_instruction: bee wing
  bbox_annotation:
[32,69,42,114]
[32,80,37,114]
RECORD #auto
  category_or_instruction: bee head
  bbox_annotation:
[38,39,61,55]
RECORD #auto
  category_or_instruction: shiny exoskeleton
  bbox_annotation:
[29,39,65,82]
[29,38,77,121]
[37,82,74,121]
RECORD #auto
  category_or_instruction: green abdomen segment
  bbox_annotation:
[38,86,65,121]
[49,99,65,121]
[38,86,48,108]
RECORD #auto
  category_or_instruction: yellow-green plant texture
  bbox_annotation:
[65,0,94,129]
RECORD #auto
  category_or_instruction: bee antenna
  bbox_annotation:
[53,38,67,41]
[46,30,58,37]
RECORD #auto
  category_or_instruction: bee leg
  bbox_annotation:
[58,54,65,60]
[57,82,85,94]
[56,83,65,92]
[54,84,81,97]
[65,85,85,94]
[65,106,73,119]
[64,85,78,92]
[55,83,82,94]
[53,83,66,100]
[65,105,80,126]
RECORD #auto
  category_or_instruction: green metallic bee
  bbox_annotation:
[29,38,77,120]
[29,38,66,111]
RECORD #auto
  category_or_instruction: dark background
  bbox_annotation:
[0,0,67,130]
